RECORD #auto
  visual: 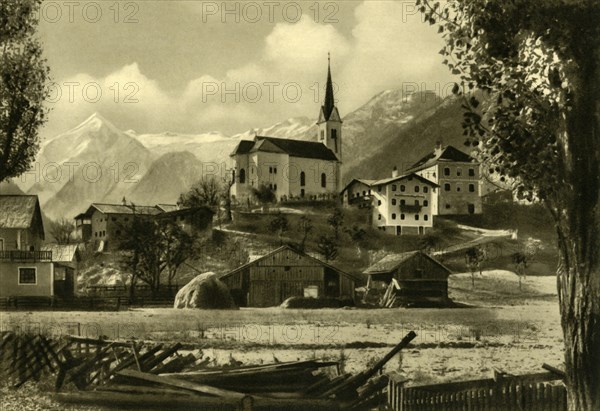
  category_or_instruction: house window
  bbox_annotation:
[415,215,419,220]
[239,169,246,184]
[415,186,420,193]
[424,215,429,221]
[469,168,475,177]
[378,214,382,220]
[444,183,451,191]
[392,199,397,205]
[392,184,397,191]
[300,171,306,187]
[424,200,429,207]
[469,184,475,192]
[274,167,277,174]
[446,204,451,209]
[392,213,397,220]
[321,173,327,188]
[423,187,428,193]
[401,214,405,220]
[400,200,406,206]
[274,184,278,191]
[378,185,383,192]
[378,200,382,206]
[444,167,450,176]
[400,185,406,192]
[362,191,366,196]
[457,168,462,177]
[456,184,462,192]
[19,268,36,284]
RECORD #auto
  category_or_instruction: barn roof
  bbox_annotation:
[41,243,80,263]
[220,245,356,282]
[230,136,339,161]
[408,145,477,172]
[76,203,164,218]
[364,251,452,275]
[0,195,41,230]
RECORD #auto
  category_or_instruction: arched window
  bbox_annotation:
[321,173,326,188]
[239,168,246,184]
[300,171,306,187]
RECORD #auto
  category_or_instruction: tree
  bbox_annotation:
[317,235,338,262]
[345,225,367,260]
[298,216,314,253]
[512,252,528,291]
[223,169,235,222]
[269,212,289,245]
[327,208,344,240]
[251,184,276,211]
[49,218,75,244]
[159,219,194,288]
[419,1,600,407]
[465,246,485,289]
[179,177,223,227]
[0,0,50,183]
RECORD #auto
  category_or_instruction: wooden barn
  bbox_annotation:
[219,245,356,307]
[363,251,452,307]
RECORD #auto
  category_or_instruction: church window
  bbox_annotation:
[321,173,327,188]
[300,171,306,186]
[301,189,305,197]
[239,169,246,184]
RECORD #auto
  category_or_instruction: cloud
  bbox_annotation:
[43,1,455,138]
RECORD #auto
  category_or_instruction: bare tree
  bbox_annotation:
[49,218,75,244]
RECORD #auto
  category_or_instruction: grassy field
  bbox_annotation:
[1,271,563,389]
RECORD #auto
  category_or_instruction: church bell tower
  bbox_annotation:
[317,53,342,162]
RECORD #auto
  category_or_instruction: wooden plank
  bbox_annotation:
[117,368,248,399]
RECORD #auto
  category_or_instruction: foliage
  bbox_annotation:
[0,0,51,183]
[419,1,600,408]
[251,184,276,206]
[298,216,314,252]
[327,208,345,240]
[48,218,75,244]
[269,212,289,245]
[317,235,338,262]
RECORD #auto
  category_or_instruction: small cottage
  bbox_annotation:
[41,243,81,299]
[363,251,451,307]
[219,245,355,307]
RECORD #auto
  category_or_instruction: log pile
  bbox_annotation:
[0,330,417,410]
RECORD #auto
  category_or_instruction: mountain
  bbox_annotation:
[233,116,317,141]
[24,113,155,219]
[127,151,205,204]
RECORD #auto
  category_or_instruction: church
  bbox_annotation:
[230,57,343,203]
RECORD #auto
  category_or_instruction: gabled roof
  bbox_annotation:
[364,251,452,275]
[409,145,477,172]
[372,172,439,187]
[41,243,81,263]
[231,136,339,161]
[0,195,42,230]
[340,178,377,195]
[77,203,163,218]
[220,244,355,282]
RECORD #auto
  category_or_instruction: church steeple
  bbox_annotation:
[323,52,335,120]
[317,53,342,163]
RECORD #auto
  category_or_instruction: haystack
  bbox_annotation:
[174,272,237,309]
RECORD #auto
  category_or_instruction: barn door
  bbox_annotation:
[250,281,280,307]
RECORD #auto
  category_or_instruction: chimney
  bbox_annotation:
[392,166,399,178]
[434,141,444,157]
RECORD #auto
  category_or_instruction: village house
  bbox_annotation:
[407,143,482,215]
[341,168,438,235]
[218,245,355,307]
[363,251,452,307]
[74,201,213,252]
[41,243,81,299]
[0,195,53,298]
[230,57,342,203]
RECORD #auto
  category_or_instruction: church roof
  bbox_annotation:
[231,136,339,161]
[409,145,477,172]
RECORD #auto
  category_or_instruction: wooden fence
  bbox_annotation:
[388,371,566,411]
[0,295,176,311]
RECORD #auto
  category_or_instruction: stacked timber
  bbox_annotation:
[0,330,417,411]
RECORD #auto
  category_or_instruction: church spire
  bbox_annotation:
[323,52,335,120]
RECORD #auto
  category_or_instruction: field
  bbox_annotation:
[1,271,563,398]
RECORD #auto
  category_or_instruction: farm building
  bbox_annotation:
[363,251,452,307]
[219,245,356,307]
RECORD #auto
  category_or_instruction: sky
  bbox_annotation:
[37,0,457,138]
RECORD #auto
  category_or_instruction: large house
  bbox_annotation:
[363,251,452,307]
[219,245,355,307]
[74,201,213,252]
[407,144,482,215]
[341,168,438,235]
[0,195,52,298]
[230,58,342,203]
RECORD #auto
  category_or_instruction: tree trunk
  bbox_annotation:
[556,39,600,410]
